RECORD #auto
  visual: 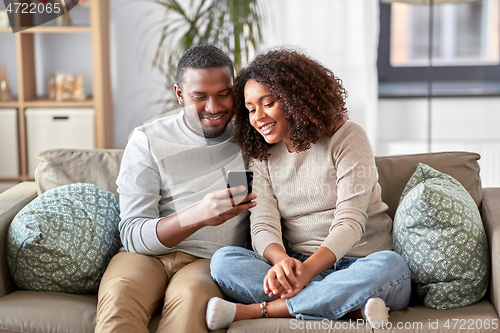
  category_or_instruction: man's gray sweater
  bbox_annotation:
[116,110,249,258]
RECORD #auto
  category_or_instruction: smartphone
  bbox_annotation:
[226,170,254,205]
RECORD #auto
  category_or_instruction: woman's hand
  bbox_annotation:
[277,270,311,299]
[264,256,304,298]
[262,246,338,299]
[277,247,338,299]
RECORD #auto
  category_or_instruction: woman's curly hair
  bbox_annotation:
[233,47,348,161]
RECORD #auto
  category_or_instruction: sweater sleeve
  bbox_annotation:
[320,124,378,260]
[116,129,171,255]
[249,159,286,256]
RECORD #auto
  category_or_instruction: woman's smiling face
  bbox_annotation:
[244,79,294,151]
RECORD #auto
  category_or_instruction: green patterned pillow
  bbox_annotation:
[7,183,121,293]
[393,163,489,309]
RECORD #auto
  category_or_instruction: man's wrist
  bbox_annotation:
[174,203,208,229]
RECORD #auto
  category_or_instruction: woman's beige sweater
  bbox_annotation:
[249,121,393,261]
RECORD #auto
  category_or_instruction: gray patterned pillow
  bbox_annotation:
[7,183,121,293]
[393,163,489,309]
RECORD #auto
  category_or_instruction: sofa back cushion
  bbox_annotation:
[35,149,124,195]
[35,149,482,221]
[375,152,482,220]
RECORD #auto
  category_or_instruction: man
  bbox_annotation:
[95,45,255,333]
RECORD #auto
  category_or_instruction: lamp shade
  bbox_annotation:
[382,0,479,4]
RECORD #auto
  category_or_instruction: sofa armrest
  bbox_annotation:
[481,187,500,317]
[0,182,38,297]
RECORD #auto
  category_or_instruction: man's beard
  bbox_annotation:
[183,104,227,138]
[186,115,225,138]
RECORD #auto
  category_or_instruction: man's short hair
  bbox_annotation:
[176,45,234,88]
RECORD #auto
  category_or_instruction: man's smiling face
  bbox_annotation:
[175,66,235,138]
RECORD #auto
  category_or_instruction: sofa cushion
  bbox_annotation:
[35,149,124,195]
[386,300,499,333]
[393,163,489,309]
[0,290,97,333]
[34,150,481,216]
[228,318,373,333]
[7,183,121,293]
[375,151,482,220]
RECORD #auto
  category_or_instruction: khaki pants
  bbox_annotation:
[95,251,224,333]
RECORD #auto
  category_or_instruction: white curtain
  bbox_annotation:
[262,0,380,148]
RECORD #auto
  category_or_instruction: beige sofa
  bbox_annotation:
[0,149,499,333]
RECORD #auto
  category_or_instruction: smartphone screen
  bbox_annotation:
[226,170,254,205]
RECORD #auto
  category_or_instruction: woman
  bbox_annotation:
[206,48,411,330]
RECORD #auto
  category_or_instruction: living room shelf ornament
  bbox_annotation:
[0,0,113,183]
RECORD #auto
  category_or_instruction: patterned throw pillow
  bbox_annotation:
[393,163,489,309]
[7,183,121,293]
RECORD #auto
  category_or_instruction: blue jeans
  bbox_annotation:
[210,246,411,320]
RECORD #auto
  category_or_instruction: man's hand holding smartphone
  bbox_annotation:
[226,170,254,206]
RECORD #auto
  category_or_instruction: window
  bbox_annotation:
[378,0,500,95]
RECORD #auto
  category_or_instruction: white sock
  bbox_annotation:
[363,298,390,329]
[206,297,237,330]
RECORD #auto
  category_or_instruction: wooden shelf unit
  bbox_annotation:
[0,0,113,183]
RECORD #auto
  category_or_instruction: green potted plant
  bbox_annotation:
[151,0,264,109]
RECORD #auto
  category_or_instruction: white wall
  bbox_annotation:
[378,97,500,187]
[261,0,379,145]
[110,0,166,148]
[110,0,380,148]
[109,0,500,188]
